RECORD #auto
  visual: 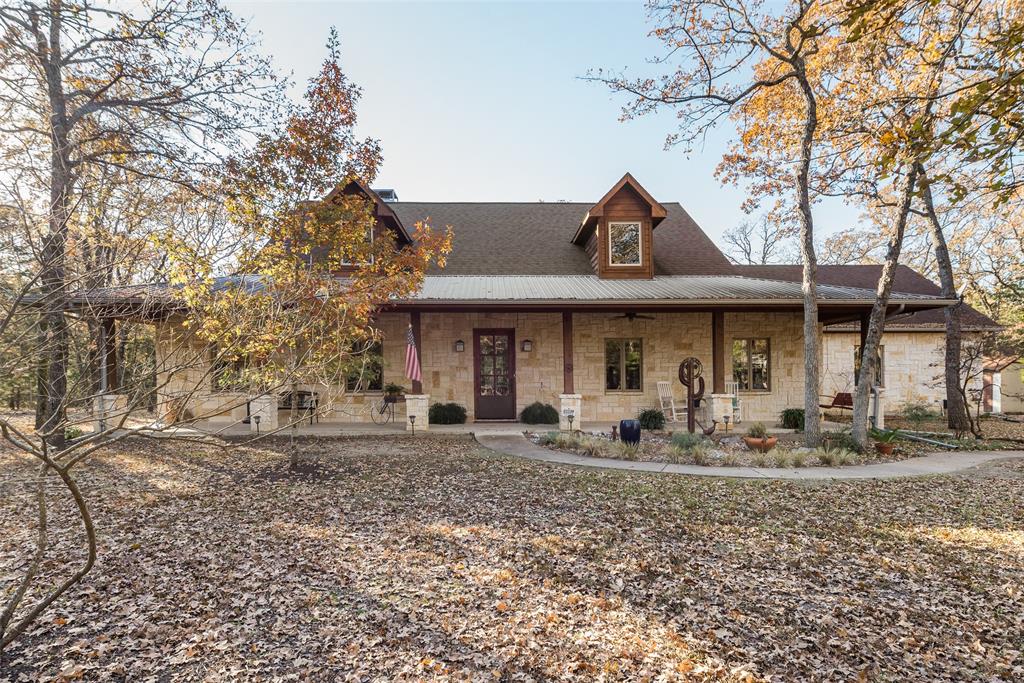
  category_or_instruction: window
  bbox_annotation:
[608,221,642,266]
[346,340,383,392]
[732,338,770,391]
[605,338,643,391]
[339,226,374,266]
[854,345,885,387]
[211,353,247,392]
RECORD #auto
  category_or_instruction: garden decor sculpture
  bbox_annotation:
[678,357,717,435]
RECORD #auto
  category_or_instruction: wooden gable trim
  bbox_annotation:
[571,172,667,245]
[322,178,412,245]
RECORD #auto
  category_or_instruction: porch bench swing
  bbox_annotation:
[819,392,854,411]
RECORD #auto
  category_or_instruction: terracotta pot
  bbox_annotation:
[743,435,777,453]
[874,442,895,456]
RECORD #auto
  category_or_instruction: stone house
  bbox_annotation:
[84,174,993,430]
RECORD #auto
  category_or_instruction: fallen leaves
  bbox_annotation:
[1,434,1022,681]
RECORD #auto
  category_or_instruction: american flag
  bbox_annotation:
[405,325,422,383]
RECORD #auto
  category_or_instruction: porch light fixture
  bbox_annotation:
[521,339,533,352]
[454,339,465,353]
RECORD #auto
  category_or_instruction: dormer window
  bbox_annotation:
[608,222,642,266]
[339,226,374,266]
[571,173,667,280]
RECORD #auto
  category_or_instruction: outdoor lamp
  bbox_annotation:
[253,414,261,436]
[521,339,533,352]
[454,339,465,352]
[409,413,416,436]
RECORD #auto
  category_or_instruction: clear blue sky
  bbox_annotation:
[230,1,856,244]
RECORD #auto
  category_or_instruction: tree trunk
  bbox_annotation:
[916,164,970,434]
[851,165,920,449]
[289,380,299,470]
[33,4,73,452]
[794,62,821,448]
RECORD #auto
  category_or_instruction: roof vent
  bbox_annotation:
[373,188,399,202]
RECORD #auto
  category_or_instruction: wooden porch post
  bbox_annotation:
[100,317,118,392]
[562,311,574,393]
[410,311,423,394]
[711,311,725,394]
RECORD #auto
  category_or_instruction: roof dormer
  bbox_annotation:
[572,173,666,279]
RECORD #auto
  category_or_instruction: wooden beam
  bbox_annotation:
[712,311,725,394]
[856,311,870,385]
[410,311,423,394]
[101,318,118,392]
[562,311,574,394]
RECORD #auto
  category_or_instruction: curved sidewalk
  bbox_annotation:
[475,434,1024,480]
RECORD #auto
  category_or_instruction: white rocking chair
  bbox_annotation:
[657,381,686,423]
[725,380,743,423]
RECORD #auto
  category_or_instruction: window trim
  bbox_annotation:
[606,221,643,267]
[732,337,772,393]
[604,337,644,393]
[345,339,384,393]
[339,225,375,267]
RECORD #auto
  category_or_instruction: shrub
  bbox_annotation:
[779,408,805,431]
[902,400,936,430]
[822,430,860,452]
[721,451,741,467]
[769,448,790,468]
[384,382,405,395]
[746,422,768,439]
[520,402,559,425]
[638,408,666,431]
[428,402,467,424]
[671,431,706,450]
[64,426,83,441]
[752,452,769,467]
[790,450,807,468]
[539,431,560,445]
[579,437,607,457]
[614,441,640,460]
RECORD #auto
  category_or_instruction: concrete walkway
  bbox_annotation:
[475,434,1024,480]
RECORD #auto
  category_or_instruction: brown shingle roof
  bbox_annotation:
[390,202,734,276]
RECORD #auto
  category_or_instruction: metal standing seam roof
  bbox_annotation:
[401,275,953,304]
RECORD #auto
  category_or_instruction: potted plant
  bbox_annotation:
[742,422,777,452]
[383,382,405,403]
[870,427,900,455]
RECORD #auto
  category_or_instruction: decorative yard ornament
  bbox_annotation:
[678,357,705,434]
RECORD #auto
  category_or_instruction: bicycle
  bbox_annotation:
[369,395,397,424]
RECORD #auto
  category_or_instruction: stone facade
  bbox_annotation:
[821,330,984,414]
[999,362,1024,414]
[155,310,812,427]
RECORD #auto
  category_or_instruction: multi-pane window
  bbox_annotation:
[211,352,247,392]
[346,340,383,392]
[478,333,511,396]
[339,226,374,266]
[608,222,642,266]
[732,338,770,391]
[605,338,643,391]
[854,345,885,387]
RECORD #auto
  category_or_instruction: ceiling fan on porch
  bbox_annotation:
[609,312,655,321]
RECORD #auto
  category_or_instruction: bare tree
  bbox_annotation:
[723,214,794,264]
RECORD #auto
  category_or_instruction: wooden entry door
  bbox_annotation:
[474,329,516,420]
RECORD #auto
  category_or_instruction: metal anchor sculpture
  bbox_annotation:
[678,357,717,435]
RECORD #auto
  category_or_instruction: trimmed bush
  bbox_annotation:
[780,408,805,431]
[520,401,559,425]
[428,402,467,424]
[901,399,936,430]
[638,408,666,431]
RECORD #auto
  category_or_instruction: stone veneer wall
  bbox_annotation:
[1001,362,1024,414]
[722,312,809,423]
[821,330,984,413]
[418,312,564,420]
[155,310,811,425]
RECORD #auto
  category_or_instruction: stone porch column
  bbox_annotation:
[249,394,279,433]
[870,386,885,430]
[405,394,429,431]
[559,393,581,431]
[709,393,733,425]
[93,393,127,432]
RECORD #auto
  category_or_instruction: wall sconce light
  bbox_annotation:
[454,339,465,352]
[521,339,533,352]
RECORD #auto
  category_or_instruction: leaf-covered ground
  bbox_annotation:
[1,435,1022,681]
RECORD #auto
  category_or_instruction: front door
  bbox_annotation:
[474,329,516,420]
